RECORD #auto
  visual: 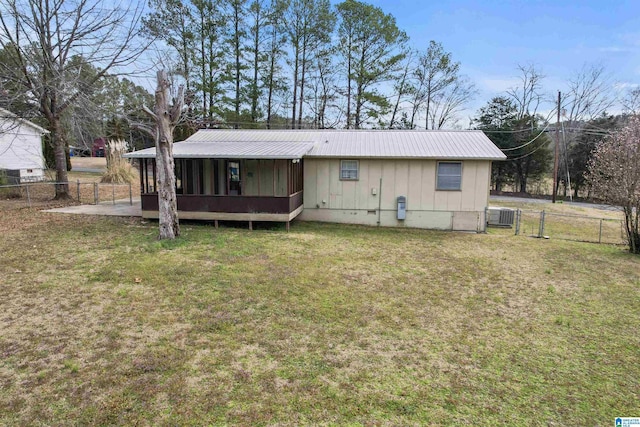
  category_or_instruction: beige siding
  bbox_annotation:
[301,158,491,231]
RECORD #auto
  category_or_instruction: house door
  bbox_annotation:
[228,161,241,195]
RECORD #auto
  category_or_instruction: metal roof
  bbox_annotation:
[124,129,506,160]
[125,140,314,159]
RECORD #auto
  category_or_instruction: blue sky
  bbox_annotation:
[367,0,640,116]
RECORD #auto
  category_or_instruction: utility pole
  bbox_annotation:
[552,91,561,203]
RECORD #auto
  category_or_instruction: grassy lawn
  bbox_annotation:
[0,204,638,425]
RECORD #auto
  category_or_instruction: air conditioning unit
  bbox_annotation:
[487,207,515,228]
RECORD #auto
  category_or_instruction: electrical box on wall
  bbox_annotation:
[397,196,406,220]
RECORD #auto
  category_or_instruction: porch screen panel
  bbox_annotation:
[139,159,145,193]
[196,159,204,195]
[175,159,183,194]
[203,159,213,195]
[185,160,194,194]
[275,160,287,196]
[244,160,259,196]
[181,159,205,195]
[144,159,157,194]
[291,161,302,193]
[259,160,274,196]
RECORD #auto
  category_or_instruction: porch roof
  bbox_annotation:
[124,140,314,160]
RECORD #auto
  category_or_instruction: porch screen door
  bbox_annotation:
[228,161,241,195]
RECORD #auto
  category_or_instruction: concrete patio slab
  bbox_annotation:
[43,198,142,217]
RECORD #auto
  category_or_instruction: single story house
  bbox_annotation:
[0,108,48,183]
[125,129,505,231]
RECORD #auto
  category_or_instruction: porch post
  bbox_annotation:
[139,159,145,193]
[257,159,261,196]
[151,159,157,192]
[287,160,292,195]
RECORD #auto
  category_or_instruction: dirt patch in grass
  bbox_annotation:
[0,206,638,425]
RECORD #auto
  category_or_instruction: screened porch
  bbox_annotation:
[137,157,304,225]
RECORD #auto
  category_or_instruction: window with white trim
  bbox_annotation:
[437,161,462,190]
[340,160,359,180]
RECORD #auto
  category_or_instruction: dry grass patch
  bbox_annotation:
[0,206,638,425]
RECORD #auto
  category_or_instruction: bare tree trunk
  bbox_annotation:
[200,11,207,116]
[266,50,275,129]
[297,35,308,129]
[354,81,363,129]
[354,50,366,129]
[234,5,241,129]
[251,27,260,123]
[345,48,352,129]
[425,82,432,130]
[390,54,412,129]
[52,119,70,198]
[291,54,299,129]
[150,70,184,240]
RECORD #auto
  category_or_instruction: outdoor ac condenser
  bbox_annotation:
[487,207,515,227]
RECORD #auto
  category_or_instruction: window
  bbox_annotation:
[437,162,462,191]
[340,160,359,180]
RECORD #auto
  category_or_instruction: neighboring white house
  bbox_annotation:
[125,129,506,232]
[0,108,48,183]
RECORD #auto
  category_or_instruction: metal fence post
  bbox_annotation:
[599,219,603,244]
[94,182,98,205]
[25,184,31,208]
[77,179,81,202]
[129,182,133,205]
[515,209,521,236]
[538,210,545,238]
[112,183,115,205]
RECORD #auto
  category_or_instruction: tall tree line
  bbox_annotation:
[143,0,474,129]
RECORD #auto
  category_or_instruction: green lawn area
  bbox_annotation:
[0,205,638,425]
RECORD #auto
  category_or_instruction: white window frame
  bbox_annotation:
[340,159,359,181]
[436,161,462,191]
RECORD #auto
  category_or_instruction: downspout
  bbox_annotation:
[377,177,382,226]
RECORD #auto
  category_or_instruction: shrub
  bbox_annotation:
[101,139,136,184]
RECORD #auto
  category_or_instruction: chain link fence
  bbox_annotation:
[0,180,134,209]
[508,208,626,245]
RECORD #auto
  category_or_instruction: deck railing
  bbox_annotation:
[140,190,303,214]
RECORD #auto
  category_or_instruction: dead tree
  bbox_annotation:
[138,70,184,240]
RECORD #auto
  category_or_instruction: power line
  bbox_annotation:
[505,136,550,161]
[481,128,543,134]
[500,122,551,152]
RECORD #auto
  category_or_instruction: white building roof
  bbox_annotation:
[125,129,506,160]
[0,108,49,134]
